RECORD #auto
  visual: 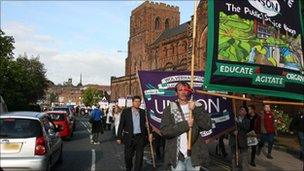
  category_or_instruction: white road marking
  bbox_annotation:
[81,121,91,133]
[91,149,96,171]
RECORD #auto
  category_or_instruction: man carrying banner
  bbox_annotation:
[229,106,250,171]
[160,81,212,171]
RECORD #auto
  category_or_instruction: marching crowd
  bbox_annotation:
[86,81,303,171]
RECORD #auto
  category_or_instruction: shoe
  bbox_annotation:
[250,161,256,167]
[266,153,273,159]
[93,141,100,145]
[90,140,94,144]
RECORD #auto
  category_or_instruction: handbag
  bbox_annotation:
[247,130,259,146]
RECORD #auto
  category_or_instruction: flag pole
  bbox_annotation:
[188,0,198,156]
[232,98,239,166]
[145,114,156,168]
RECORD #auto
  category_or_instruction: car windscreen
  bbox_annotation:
[48,113,65,121]
[0,118,42,138]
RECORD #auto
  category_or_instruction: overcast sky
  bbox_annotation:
[1,0,194,85]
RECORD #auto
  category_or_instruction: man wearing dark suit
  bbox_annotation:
[229,106,250,171]
[116,95,152,171]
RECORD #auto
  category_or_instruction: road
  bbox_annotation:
[52,116,231,171]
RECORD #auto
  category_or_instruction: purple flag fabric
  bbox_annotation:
[138,70,235,141]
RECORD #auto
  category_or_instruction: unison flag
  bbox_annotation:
[138,70,235,141]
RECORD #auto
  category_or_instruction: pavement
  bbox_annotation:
[207,138,303,171]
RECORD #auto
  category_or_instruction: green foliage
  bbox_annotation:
[218,12,256,61]
[0,30,15,59]
[273,106,292,133]
[0,30,48,111]
[82,87,102,106]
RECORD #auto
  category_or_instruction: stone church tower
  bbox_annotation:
[111,0,209,101]
[126,1,180,76]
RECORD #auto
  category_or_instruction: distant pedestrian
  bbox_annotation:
[229,106,250,171]
[289,108,304,159]
[247,105,261,166]
[257,104,276,159]
[113,105,122,137]
[90,105,103,144]
[106,108,112,131]
[160,81,212,171]
[116,95,152,171]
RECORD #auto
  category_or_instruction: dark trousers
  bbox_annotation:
[125,134,145,171]
[219,136,227,155]
[251,145,257,162]
[258,133,274,154]
[153,133,165,160]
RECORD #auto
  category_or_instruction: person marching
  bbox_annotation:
[160,81,212,171]
[116,95,152,171]
[257,104,277,159]
[90,105,103,144]
[247,105,261,167]
[229,106,250,171]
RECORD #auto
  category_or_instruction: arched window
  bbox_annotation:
[164,62,174,71]
[165,18,170,29]
[179,58,188,70]
[155,17,160,30]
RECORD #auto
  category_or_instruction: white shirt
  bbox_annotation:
[180,104,189,158]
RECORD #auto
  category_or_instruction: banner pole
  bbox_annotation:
[145,114,156,168]
[196,90,251,101]
[232,98,239,166]
[188,0,198,156]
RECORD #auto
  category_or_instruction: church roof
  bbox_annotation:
[153,21,189,45]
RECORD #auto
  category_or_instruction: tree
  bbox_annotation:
[0,30,15,59]
[0,30,48,111]
[82,87,102,106]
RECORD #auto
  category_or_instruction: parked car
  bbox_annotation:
[52,106,76,130]
[46,111,73,139]
[0,111,63,171]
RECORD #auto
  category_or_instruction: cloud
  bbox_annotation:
[2,21,125,85]
[48,51,124,85]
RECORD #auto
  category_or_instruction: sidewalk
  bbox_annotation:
[208,137,303,171]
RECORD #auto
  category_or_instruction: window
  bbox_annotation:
[0,118,42,138]
[155,17,160,30]
[165,18,170,29]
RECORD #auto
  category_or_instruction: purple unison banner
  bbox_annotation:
[138,70,235,141]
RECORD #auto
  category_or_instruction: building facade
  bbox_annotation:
[111,0,208,101]
[46,79,111,106]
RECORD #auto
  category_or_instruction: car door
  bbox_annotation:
[41,117,62,166]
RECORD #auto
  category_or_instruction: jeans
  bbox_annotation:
[171,157,200,171]
[298,131,304,156]
[259,133,275,154]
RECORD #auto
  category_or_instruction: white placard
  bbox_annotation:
[118,97,126,107]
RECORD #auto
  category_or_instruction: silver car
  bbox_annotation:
[0,111,63,171]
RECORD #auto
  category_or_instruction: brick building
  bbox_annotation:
[110,0,208,101]
[46,78,110,106]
